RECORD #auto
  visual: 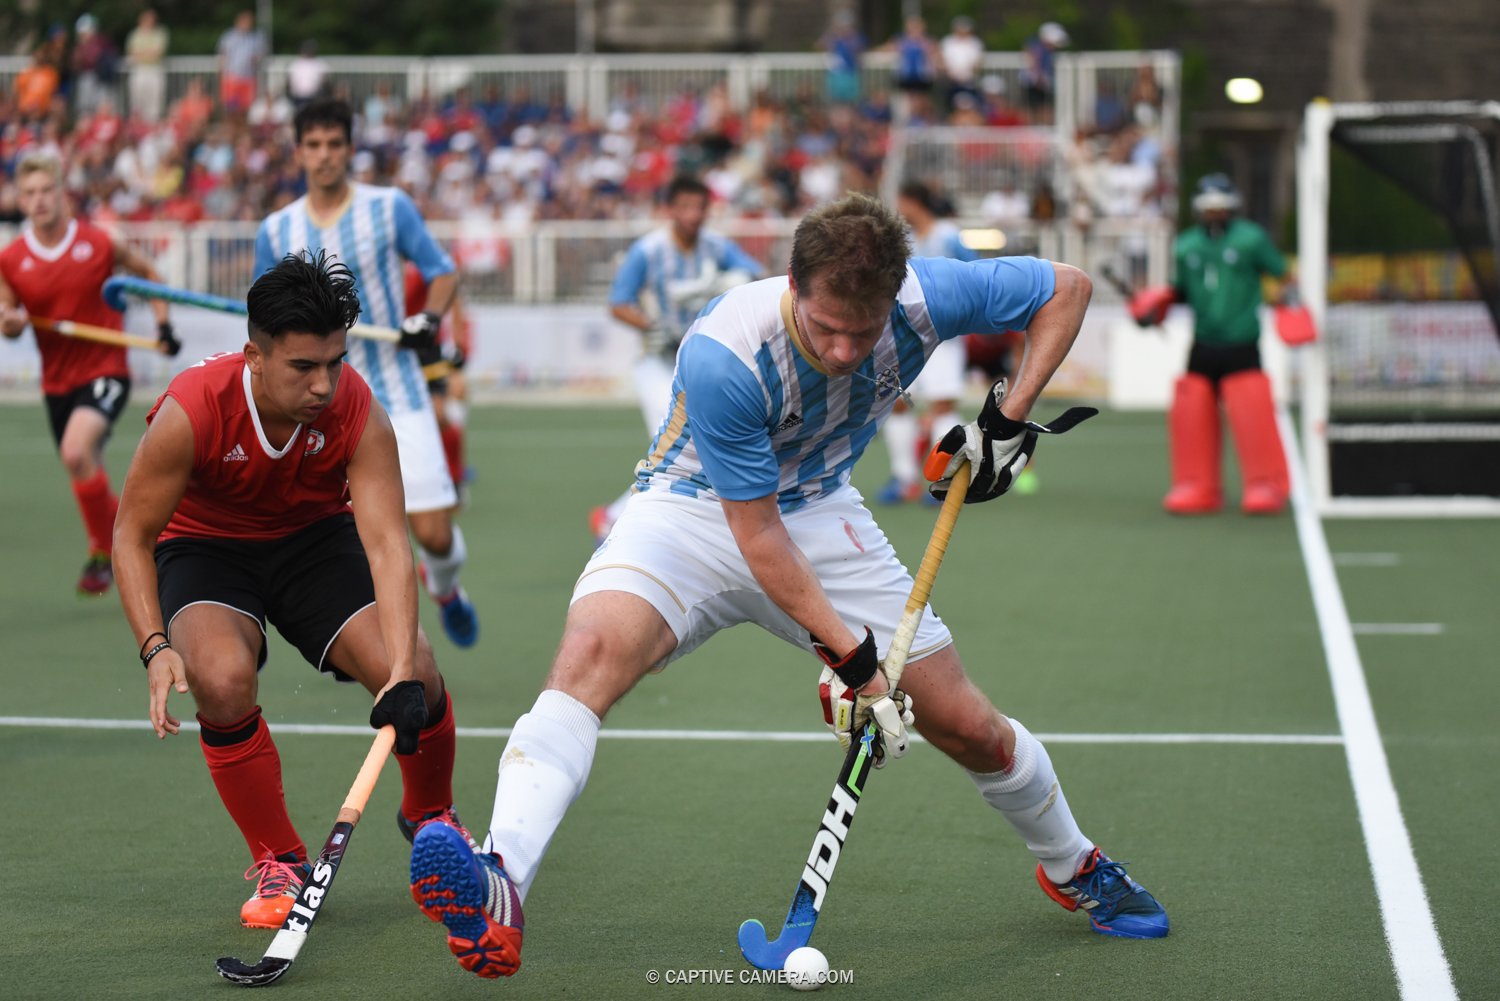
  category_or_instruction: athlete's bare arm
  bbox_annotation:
[113,396,196,737]
[721,493,890,694]
[1001,262,1091,420]
[113,240,171,325]
[610,302,653,331]
[345,401,422,698]
[423,271,459,318]
[0,270,26,337]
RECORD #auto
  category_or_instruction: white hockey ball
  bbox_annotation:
[785,947,829,991]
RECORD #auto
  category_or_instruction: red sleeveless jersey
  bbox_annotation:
[147,352,375,541]
[0,220,128,395]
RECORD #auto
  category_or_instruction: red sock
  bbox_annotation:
[440,424,465,490]
[398,691,457,822]
[70,468,119,555]
[199,707,307,863]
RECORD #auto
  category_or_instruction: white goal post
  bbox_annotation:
[1297,99,1500,517]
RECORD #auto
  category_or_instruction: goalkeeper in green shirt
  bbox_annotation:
[1129,174,1298,515]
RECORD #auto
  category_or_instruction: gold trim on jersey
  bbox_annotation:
[642,391,689,470]
[780,290,828,375]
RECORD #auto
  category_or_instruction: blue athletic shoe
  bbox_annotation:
[411,818,524,978]
[1037,847,1169,939]
[436,586,479,648]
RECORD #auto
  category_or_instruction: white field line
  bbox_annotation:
[0,715,1344,745]
[1352,623,1446,635]
[1333,552,1402,566]
[1279,411,1458,1001]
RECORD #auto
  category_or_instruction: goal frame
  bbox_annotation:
[1297,99,1500,517]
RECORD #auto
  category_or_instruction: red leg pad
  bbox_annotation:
[1163,373,1222,514]
[199,709,306,863]
[397,692,457,822]
[1220,369,1289,514]
[70,468,118,554]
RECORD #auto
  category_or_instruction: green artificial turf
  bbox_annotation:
[0,400,1489,999]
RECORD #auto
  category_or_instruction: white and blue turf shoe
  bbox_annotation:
[434,586,479,648]
[410,818,524,977]
[1037,847,1169,939]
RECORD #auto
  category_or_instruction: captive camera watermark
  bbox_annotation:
[645,969,855,985]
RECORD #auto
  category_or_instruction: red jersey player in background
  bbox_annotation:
[0,155,180,596]
[112,252,470,930]
[405,260,471,500]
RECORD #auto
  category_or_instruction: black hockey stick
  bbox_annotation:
[215,726,395,986]
[737,462,973,970]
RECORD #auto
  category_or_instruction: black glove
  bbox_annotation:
[398,310,441,352]
[157,321,182,357]
[370,679,428,755]
[926,380,1098,503]
[811,627,879,690]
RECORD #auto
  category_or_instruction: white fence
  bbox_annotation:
[0,49,1178,138]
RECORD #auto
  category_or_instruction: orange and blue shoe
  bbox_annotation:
[411,817,523,978]
[240,852,311,929]
[1037,847,1169,939]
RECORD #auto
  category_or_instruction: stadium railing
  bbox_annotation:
[0,49,1179,143]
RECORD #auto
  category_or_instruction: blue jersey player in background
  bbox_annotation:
[254,99,479,649]
[409,194,1168,980]
[591,175,766,541]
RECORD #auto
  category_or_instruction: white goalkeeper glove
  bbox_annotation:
[813,628,915,768]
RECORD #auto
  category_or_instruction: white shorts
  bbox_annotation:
[573,484,954,670]
[634,354,676,437]
[910,337,966,402]
[389,406,457,513]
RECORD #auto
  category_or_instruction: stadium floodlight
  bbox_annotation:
[1297,99,1500,516]
[1225,78,1263,104]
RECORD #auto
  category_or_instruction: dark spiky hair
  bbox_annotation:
[247,251,362,342]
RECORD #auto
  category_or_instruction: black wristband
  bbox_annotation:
[812,627,879,690]
[142,641,171,669]
[139,631,168,660]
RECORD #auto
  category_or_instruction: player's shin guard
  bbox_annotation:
[1221,369,1289,514]
[440,423,465,490]
[199,707,307,863]
[70,467,118,554]
[419,525,468,600]
[1163,373,1222,514]
[485,690,600,902]
[966,719,1093,884]
[397,691,457,823]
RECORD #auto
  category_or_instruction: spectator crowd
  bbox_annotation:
[1,10,1173,231]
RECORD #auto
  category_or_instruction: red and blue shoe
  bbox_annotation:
[397,804,480,847]
[411,817,523,978]
[1037,847,1169,939]
[420,564,479,648]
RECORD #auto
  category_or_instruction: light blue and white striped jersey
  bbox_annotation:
[608,227,766,338]
[253,183,456,416]
[634,256,1056,511]
[911,220,978,262]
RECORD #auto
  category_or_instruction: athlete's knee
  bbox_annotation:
[189,668,258,724]
[59,441,96,480]
[548,622,645,696]
[927,704,1013,771]
[409,511,453,555]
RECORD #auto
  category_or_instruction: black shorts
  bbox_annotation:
[1187,341,1261,383]
[45,375,131,448]
[155,513,377,680]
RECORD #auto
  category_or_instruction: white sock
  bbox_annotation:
[966,718,1093,884]
[418,524,467,600]
[605,487,631,525]
[883,410,919,484]
[484,690,600,902]
[929,408,964,442]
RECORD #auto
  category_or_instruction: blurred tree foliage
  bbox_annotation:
[0,0,503,56]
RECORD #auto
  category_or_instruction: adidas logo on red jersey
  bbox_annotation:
[222,444,248,462]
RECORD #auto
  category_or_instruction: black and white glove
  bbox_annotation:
[813,628,915,768]
[370,679,428,755]
[925,379,1098,503]
[156,321,182,357]
[398,310,442,352]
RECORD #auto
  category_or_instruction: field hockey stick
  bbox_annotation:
[216,725,396,986]
[29,315,163,352]
[737,461,972,971]
[103,275,403,344]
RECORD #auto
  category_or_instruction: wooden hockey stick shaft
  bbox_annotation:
[882,460,970,689]
[336,724,396,825]
[30,316,162,351]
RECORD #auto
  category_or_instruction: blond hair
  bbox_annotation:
[15,156,62,184]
